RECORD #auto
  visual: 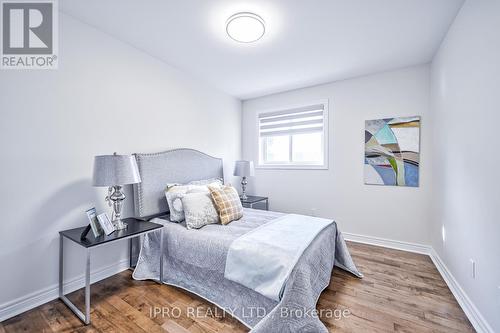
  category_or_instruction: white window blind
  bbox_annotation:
[257,102,328,169]
[258,104,325,137]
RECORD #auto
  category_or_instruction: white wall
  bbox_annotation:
[430,0,500,331]
[0,13,241,315]
[242,65,432,245]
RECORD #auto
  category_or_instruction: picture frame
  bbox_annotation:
[97,213,115,235]
[85,207,103,238]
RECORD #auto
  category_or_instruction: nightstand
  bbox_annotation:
[58,218,163,325]
[240,195,269,210]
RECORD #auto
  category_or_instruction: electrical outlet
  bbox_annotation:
[470,259,476,279]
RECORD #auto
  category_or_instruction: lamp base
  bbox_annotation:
[113,219,128,230]
[241,176,248,200]
[106,185,128,231]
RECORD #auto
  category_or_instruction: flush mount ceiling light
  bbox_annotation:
[226,12,265,43]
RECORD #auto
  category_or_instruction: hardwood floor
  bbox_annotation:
[0,242,475,332]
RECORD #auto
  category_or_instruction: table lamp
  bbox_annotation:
[92,153,141,230]
[233,160,255,200]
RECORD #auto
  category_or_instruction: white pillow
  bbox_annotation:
[182,192,219,229]
[188,178,223,186]
[165,180,223,222]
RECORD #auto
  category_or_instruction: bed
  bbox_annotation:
[130,148,362,332]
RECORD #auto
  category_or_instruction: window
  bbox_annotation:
[258,101,328,169]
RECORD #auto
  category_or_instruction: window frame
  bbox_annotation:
[256,100,329,170]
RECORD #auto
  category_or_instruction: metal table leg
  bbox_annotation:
[84,248,90,324]
[159,228,164,284]
[59,235,63,298]
[129,238,133,268]
[59,238,92,325]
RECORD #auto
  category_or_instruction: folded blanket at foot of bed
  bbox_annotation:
[226,214,341,301]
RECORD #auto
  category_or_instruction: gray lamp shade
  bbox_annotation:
[233,160,255,177]
[92,154,141,186]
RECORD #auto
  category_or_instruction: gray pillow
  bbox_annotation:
[182,192,220,229]
[165,180,223,222]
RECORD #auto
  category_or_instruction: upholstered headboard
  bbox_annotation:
[132,148,223,219]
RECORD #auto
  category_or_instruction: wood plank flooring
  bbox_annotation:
[0,242,475,332]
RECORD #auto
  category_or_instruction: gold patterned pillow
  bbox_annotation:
[208,185,243,225]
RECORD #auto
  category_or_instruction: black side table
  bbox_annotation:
[59,218,163,324]
[240,195,269,210]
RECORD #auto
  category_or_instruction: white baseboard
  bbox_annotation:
[343,232,432,255]
[343,232,493,333]
[429,249,494,333]
[0,258,129,322]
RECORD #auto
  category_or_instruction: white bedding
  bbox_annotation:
[224,213,333,301]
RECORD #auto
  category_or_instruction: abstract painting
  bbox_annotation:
[364,116,420,187]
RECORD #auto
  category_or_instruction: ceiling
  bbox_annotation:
[61,0,464,100]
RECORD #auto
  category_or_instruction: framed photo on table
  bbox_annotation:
[97,213,115,235]
[85,208,103,237]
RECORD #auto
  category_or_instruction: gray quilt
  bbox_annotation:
[133,208,362,332]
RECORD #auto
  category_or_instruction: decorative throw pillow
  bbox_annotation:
[182,192,220,229]
[165,181,223,222]
[165,189,188,222]
[208,185,243,225]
